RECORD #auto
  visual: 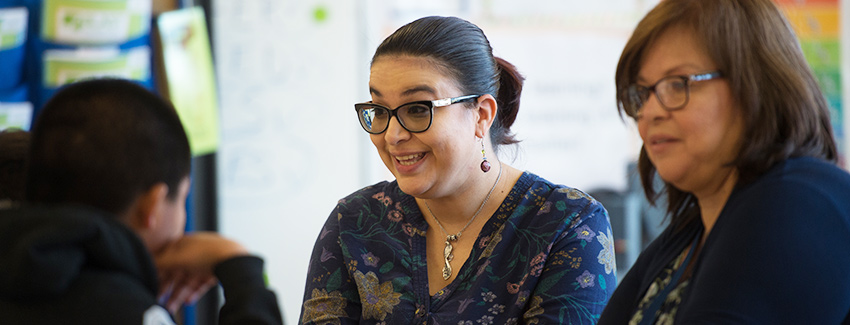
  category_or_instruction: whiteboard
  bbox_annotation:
[213,0,367,322]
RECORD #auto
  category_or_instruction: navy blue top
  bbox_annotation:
[599,157,850,324]
[301,172,617,324]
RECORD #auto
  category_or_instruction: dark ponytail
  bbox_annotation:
[373,16,523,150]
[492,57,523,146]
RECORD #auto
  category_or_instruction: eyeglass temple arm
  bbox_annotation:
[690,71,722,82]
[432,94,481,107]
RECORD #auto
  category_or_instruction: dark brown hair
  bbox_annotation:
[27,78,191,217]
[0,129,30,202]
[616,0,837,230]
[372,16,525,152]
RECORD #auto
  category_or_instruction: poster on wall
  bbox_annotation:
[41,0,151,45]
[775,0,845,166]
[156,7,220,156]
[42,46,150,87]
[0,102,32,131]
[0,6,28,90]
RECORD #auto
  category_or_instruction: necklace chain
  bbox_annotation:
[425,161,502,280]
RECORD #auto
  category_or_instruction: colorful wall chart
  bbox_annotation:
[775,0,845,165]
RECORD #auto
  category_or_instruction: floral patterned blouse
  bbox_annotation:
[300,172,617,324]
[628,245,692,325]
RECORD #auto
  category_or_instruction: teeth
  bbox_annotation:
[395,153,424,166]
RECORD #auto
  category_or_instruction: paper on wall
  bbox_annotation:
[42,45,150,87]
[41,0,151,45]
[157,7,220,156]
[0,7,28,50]
[0,102,33,131]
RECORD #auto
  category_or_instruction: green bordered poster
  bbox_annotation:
[0,102,33,131]
[0,7,28,50]
[41,0,151,45]
[42,46,150,87]
[157,7,220,156]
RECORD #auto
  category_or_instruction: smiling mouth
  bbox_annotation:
[395,153,425,166]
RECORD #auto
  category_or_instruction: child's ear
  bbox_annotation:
[127,183,169,230]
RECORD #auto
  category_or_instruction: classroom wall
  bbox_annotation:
[212,1,847,324]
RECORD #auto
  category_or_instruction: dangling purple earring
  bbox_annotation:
[480,139,491,173]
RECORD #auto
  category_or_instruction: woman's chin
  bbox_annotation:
[395,177,430,198]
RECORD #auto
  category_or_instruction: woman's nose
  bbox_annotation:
[383,116,410,144]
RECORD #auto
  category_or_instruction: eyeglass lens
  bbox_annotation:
[357,102,432,133]
[627,76,689,117]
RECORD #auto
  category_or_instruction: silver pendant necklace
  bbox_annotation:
[425,162,503,280]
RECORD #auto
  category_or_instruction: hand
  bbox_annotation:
[154,232,249,313]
